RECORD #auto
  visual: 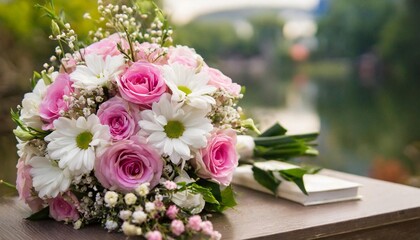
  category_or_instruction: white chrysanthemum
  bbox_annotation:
[29,156,71,198]
[70,53,125,90]
[163,63,216,109]
[20,78,48,129]
[45,115,111,175]
[139,93,213,164]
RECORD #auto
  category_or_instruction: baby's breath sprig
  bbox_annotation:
[207,89,245,132]
[88,0,173,62]
[36,0,81,74]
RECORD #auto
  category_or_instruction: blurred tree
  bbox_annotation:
[0,0,98,46]
[174,13,285,64]
[0,0,99,94]
[378,0,420,174]
[174,22,246,64]
[380,0,420,89]
[316,0,395,58]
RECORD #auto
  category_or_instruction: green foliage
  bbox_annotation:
[259,123,287,137]
[174,22,245,64]
[188,183,219,205]
[26,206,50,220]
[195,180,237,212]
[0,0,98,41]
[253,123,318,160]
[279,168,309,195]
[252,165,321,196]
[252,166,280,195]
[316,0,395,58]
[11,109,50,140]
[380,0,420,88]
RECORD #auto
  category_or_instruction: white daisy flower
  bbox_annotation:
[29,156,72,198]
[163,63,216,109]
[70,53,125,90]
[45,115,111,175]
[139,93,213,165]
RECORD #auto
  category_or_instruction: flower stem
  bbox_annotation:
[0,179,17,190]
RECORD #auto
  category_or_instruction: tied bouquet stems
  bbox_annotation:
[9,0,319,239]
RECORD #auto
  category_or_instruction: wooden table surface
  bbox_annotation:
[1,169,420,240]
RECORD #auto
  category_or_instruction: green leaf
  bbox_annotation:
[11,108,51,140]
[280,168,308,195]
[302,166,322,175]
[188,183,219,205]
[196,180,237,212]
[26,207,50,221]
[260,123,287,137]
[220,184,237,209]
[252,166,280,195]
[240,86,246,95]
[134,0,155,15]
[41,71,52,85]
[13,128,35,141]
[51,19,60,36]
[254,133,318,147]
[31,71,41,89]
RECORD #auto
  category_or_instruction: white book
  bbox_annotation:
[232,161,362,206]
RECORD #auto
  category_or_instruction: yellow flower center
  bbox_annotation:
[178,85,192,95]
[164,120,185,139]
[76,131,93,149]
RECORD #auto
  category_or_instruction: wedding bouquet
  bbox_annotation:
[10,1,318,239]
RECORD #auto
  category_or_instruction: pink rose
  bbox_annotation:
[16,159,44,212]
[49,191,79,222]
[95,136,163,192]
[205,67,241,96]
[39,73,73,130]
[97,96,140,141]
[85,33,128,57]
[117,61,167,106]
[192,129,239,186]
[168,45,203,69]
[135,42,168,65]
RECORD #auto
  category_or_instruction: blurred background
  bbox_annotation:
[1,0,419,196]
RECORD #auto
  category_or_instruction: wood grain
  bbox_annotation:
[1,170,420,240]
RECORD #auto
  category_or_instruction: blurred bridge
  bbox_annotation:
[163,0,320,24]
